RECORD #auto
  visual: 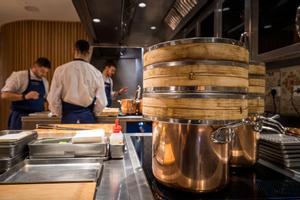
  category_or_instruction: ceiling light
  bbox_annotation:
[139,3,146,8]
[150,26,156,30]
[93,18,101,23]
[222,7,230,12]
[263,25,272,29]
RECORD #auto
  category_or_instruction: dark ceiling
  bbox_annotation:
[72,0,207,46]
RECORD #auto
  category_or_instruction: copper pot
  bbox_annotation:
[119,99,137,115]
[230,124,259,167]
[152,121,233,192]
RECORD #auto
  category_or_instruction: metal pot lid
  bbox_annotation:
[145,37,245,52]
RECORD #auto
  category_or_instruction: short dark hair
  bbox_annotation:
[35,57,51,69]
[104,60,116,69]
[75,39,90,54]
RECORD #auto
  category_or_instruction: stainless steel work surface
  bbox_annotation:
[95,133,153,200]
[0,158,103,184]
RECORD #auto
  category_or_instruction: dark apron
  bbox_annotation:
[8,70,45,130]
[61,58,96,124]
[104,79,112,107]
[61,99,96,124]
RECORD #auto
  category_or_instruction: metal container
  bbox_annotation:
[230,124,259,167]
[0,130,37,158]
[0,158,103,185]
[152,121,233,193]
[29,138,108,158]
[110,144,125,159]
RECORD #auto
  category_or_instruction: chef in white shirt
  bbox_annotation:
[1,57,51,129]
[102,60,128,107]
[47,39,107,123]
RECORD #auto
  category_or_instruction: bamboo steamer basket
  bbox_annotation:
[143,60,249,121]
[248,61,266,114]
[144,37,249,66]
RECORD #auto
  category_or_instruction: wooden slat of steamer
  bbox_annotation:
[144,64,248,88]
[143,97,248,120]
[249,64,266,75]
[248,78,265,94]
[144,76,248,88]
[0,182,96,200]
[144,43,249,66]
[248,98,265,114]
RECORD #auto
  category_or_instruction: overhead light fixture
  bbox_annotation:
[139,2,146,8]
[150,26,156,30]
[93,18,101,23]
[24,5,39,12]
[263,25,272,29]
[222,7,230,12]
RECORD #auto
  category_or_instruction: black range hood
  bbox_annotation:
[72,0,208,46]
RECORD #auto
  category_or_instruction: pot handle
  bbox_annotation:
[211,126,235,144]
[240,32,249,49]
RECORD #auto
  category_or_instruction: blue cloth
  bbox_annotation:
[104,80,112,107]
[61,100,96,124]
[8,70,45,130]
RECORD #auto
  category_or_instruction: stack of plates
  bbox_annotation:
[0,130,37,173]
[259,134,300,168]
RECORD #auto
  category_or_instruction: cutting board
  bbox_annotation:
[0,182,96,200]
[96,108,119,117]
[36,124,114,138]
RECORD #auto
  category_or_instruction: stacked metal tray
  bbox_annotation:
[259,134,300,168]
[29,137,109,159]
[0,158,103,185]
[0,130,37,173]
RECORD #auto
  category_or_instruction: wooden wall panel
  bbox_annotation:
[0,20,89,130]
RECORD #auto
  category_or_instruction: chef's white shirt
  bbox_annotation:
[1,69,49,97]
[47,60,107,117]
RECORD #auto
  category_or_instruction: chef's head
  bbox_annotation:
[103,60,116,77]
[74,39,90,57]
[31,57,51,78]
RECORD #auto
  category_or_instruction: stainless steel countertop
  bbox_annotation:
[96,133,154,200]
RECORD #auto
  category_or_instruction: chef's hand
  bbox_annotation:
[118,87,128,95]
[25,91,39,100]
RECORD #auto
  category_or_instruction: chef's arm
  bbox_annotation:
[47,70,62,117]
[1,92,23,101]
[1,91,39,101]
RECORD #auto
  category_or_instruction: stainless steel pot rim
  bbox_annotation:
[146,116,242,125]
[143,92,247,99]
[249,60,265,66]
[249,74,266,79]
[143,86,248,94]
[144,60,249,69]
[145,37,245,52]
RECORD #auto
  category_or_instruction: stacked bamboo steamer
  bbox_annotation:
[248,61,266,115]
[143,38,249,122]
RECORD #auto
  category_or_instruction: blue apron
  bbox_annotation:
[104,79,112,107]
[61,58,96,124]
[8,70,45,130]
[61,100,96,124]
